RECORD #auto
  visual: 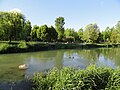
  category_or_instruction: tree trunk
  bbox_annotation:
[9,35,12,43]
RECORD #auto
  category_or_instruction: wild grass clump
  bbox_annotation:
[32,65,120,90]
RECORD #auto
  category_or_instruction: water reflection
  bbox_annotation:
[0,48,120,81]
[96,54,115,68]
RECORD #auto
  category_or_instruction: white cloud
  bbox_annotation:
[9,8,22,13]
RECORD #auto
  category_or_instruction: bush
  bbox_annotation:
[0,43,10,53]
[106,68,120,90]
[32,65,120,90]
[17,42,27,49]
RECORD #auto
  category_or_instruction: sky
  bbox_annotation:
[0,0,120,31]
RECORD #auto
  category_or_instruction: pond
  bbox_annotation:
[0,48,120,82]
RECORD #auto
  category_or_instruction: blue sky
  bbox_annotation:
[0,0,120,31]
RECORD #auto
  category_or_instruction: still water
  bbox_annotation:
[0,48,120,81]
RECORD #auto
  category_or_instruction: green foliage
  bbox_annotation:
[0,11,26,42]
[65,28,74,36]
[0,43,19,53]
[48,26,58,42]
[82,24,100,43]
[30,25,39,41]
[32,65,120,90]
[110,21,120,43]
[0,23,5,40]
[55,17,65,41]
[31,25,58,42]
[102,27,112,43]
[65,36,74,42]
[17,41,27,48]
[1,10,120,44]
[0,42,120,54]
[78,28,83,42]
[97,32,104,43]
[36,24,49,41]
[22,20,32,40]
[0,43,10,52]
[64,28,78,42]
[110,29,119,43]
[107,68,120,89]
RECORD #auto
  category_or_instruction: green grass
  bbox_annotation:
[32,65,120,90]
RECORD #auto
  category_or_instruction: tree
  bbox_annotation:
[82,24,100,43]
[30,25,39,41]
[0,11,25,42]
[55,17,65,41]
[65,28,74,36]
[97,32,104,43]
[110,21,120,43]
[0,25,5,40]
[48,26,58,42]
[78,28,83,42]
[9,11,25,41]
[0,12,6,40]
[115,21,120,43]
[22,20,32,40]
[110,29,119,43]
[116,21,120,30]
[36,24,49,41]
[64,28,78,42]
[102,27,112,42]
[0,12,11,40]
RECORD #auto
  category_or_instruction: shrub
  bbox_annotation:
[0,43,10,53]
[32,65,120,90]
[17,42,27,49]
[106,68,120,90]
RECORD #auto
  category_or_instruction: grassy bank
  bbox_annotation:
[0,41,120,54]
[32,65,120,90]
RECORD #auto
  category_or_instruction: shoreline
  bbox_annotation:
[0,42,120,54]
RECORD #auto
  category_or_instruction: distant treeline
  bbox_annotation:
[0,10,120,43]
